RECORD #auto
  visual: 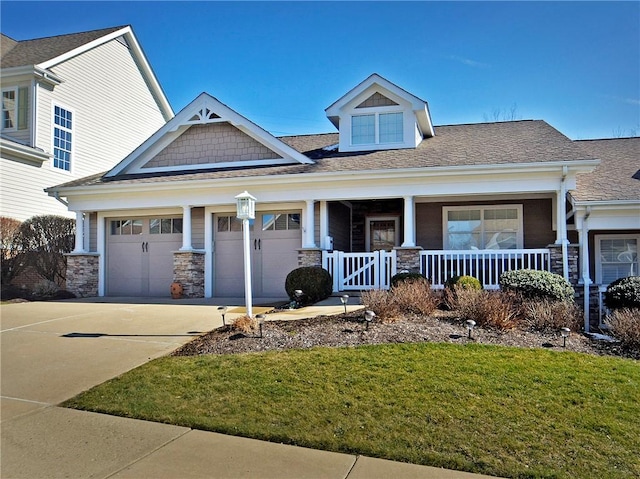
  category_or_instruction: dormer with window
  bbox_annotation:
[325,74,435,153]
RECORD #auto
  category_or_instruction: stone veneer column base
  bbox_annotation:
[173,251,205,298]
[66,253,99,298]
[394,247,423,274]
[298,248,322,268]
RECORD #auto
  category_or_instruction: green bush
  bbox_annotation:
[604,276,640,310]
[390,271,429,288]
[285,267,333,305]
[499,269,574,303]
[445,275,483,290]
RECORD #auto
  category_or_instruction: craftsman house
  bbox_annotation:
[1,26,173,221]
[46,74,639,331]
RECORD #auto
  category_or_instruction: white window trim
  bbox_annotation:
[51,101,75,173]
[350,109,404,147]
[2,88,18,131]
[594,233,640,285]
[442,204,524,250]
[365,216,400,252]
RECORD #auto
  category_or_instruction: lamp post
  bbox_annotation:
[236,191,256,318]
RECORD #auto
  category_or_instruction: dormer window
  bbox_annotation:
[351,112,403,146]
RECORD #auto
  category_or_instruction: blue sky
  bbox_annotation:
[2,1,638,139]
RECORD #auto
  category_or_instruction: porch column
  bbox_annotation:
[319,201,329,249]
[180,205,193,251]
[73,211,86,253]
[303,200,317,248]
[83,213,91,252]
[555,168,569,280]
[578,208,593,332]
[401,196,416,247]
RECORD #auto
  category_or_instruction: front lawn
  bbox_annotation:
[63,343,639,479]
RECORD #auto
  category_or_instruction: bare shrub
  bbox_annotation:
[391,280,439,316]
[1,217,25,283]
[360,289,400,322]
[32,279,60,298]
[524,299,582,332]
[232,315,258,333]
[606,308,640,350]
[456,287,520,330]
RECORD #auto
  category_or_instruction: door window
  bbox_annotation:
[367,217,399,251]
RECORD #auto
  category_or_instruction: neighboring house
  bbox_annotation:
[1,26,173,221]
[46,74,639,331]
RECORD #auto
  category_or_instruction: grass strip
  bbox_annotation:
[63,343,639,478]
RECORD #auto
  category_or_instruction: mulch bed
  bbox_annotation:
[173,310,638,360]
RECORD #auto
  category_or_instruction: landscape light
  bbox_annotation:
[364,310,376,330]
[217,305,228,326]
[340,294,349,313]
[561,327,571,347]
[257,314,266,338]
[465,319,476,339]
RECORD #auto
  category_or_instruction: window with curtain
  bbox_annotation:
[444,206,522,250]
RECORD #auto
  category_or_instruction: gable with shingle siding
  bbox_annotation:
[142,123,281,169]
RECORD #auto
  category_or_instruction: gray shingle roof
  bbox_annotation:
[571,137,640,202]
[49,120,597,191]
[1,26,125,68]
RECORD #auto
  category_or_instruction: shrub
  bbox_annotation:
[443,275,482,310]
[284,267,333,305]
[524,299,583,332]
[32,280,60,298]
[0,217,26,283]
[391,272,429,288]
[456,288,521,330]
[360,289,400,322]
[16,215,75,284]
[444,275,483,290]
[606,308,640,350]
[499,269,574,303]
[390,280,439,316]
[232,315,258,333]
[604,276,640,310]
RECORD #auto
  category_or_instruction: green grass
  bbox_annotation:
[63,343,640,479]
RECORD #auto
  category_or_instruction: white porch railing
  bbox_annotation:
[420,249,551,289]
[323,250,397,292]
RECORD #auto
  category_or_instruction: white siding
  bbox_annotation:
[1,36,168,221]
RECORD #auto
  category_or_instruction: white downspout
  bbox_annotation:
[31,79,38,148]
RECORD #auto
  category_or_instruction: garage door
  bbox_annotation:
[214,212,301,297]
[106,217,182,296]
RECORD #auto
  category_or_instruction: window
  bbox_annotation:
[595,235,638,285]
[53,105,73,171]
[262,213,300,231]
[351,112,403,145]
[2,89,16,129]
[351,114,375,145]
[150,218,183,234]
[110,219,142,235]
[217,215,247,232]
[444,205,522,250]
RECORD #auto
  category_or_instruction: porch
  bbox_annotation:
[322,248,553,291]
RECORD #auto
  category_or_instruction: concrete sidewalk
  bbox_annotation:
[1,298,497,479]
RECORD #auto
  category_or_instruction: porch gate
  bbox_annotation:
[323,250,397,292]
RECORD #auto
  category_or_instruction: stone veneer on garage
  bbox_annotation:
[65,254,99,298]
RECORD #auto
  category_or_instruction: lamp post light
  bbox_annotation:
[217,305,228,326]
[465,319,476,339]
[561,327,571,348]
[236,191,256,318]
[364,310,376,330]
[340,294,349,314]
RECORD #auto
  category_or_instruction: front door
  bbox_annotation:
[366,217,400,252]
